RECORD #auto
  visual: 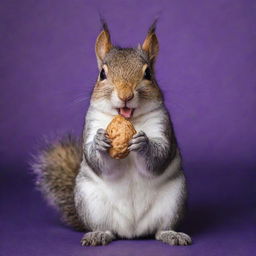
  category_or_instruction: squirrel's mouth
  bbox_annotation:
[118,107,134,119]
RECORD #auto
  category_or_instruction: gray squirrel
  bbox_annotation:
[32,22,192,246]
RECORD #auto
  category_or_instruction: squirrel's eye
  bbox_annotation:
[100,68,106,80]
[144,67,151,80]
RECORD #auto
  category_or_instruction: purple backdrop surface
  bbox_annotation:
[1,0,256,255]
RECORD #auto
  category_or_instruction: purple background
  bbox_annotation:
[1,0,256,255]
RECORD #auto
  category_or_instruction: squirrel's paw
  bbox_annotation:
[81,231,115,246]
[155,230,192,246]
[128,131,149,152]
[93,129,111,152]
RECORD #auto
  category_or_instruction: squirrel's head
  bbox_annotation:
[91,22,163,119]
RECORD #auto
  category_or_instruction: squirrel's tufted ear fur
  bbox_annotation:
[142,20,159,64]
[95,23,112,69]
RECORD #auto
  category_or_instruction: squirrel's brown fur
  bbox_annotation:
[31,135,85,231]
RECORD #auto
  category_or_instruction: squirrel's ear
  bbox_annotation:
[142,21,159,64]
[95,24,112,69]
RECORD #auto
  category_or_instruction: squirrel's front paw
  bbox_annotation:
[128,131,149,153]
[93,129,111,152]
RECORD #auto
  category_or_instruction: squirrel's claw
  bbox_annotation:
[94,129,111,152]
[128,131,149,152]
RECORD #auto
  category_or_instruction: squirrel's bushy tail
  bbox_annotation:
[31,135,85,231]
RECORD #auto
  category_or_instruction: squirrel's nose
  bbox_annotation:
[125,94,134,102]
[118,92,134,102]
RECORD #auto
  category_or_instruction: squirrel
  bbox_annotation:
[31,21,192,246]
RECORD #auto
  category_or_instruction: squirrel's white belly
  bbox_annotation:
[77,153,184,238]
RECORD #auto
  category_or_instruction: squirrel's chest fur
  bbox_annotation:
[75,107,185,238]
[77,152,183,238]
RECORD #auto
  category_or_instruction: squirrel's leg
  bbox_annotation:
[155,230,192,246]
[81,230,116,246]
[84,128,120,176]
[129,131,173,176]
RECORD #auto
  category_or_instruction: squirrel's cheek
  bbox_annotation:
[110,90,123,106]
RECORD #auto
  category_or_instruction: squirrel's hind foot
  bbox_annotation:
[81,231,115,246]
[156,230,192,246]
